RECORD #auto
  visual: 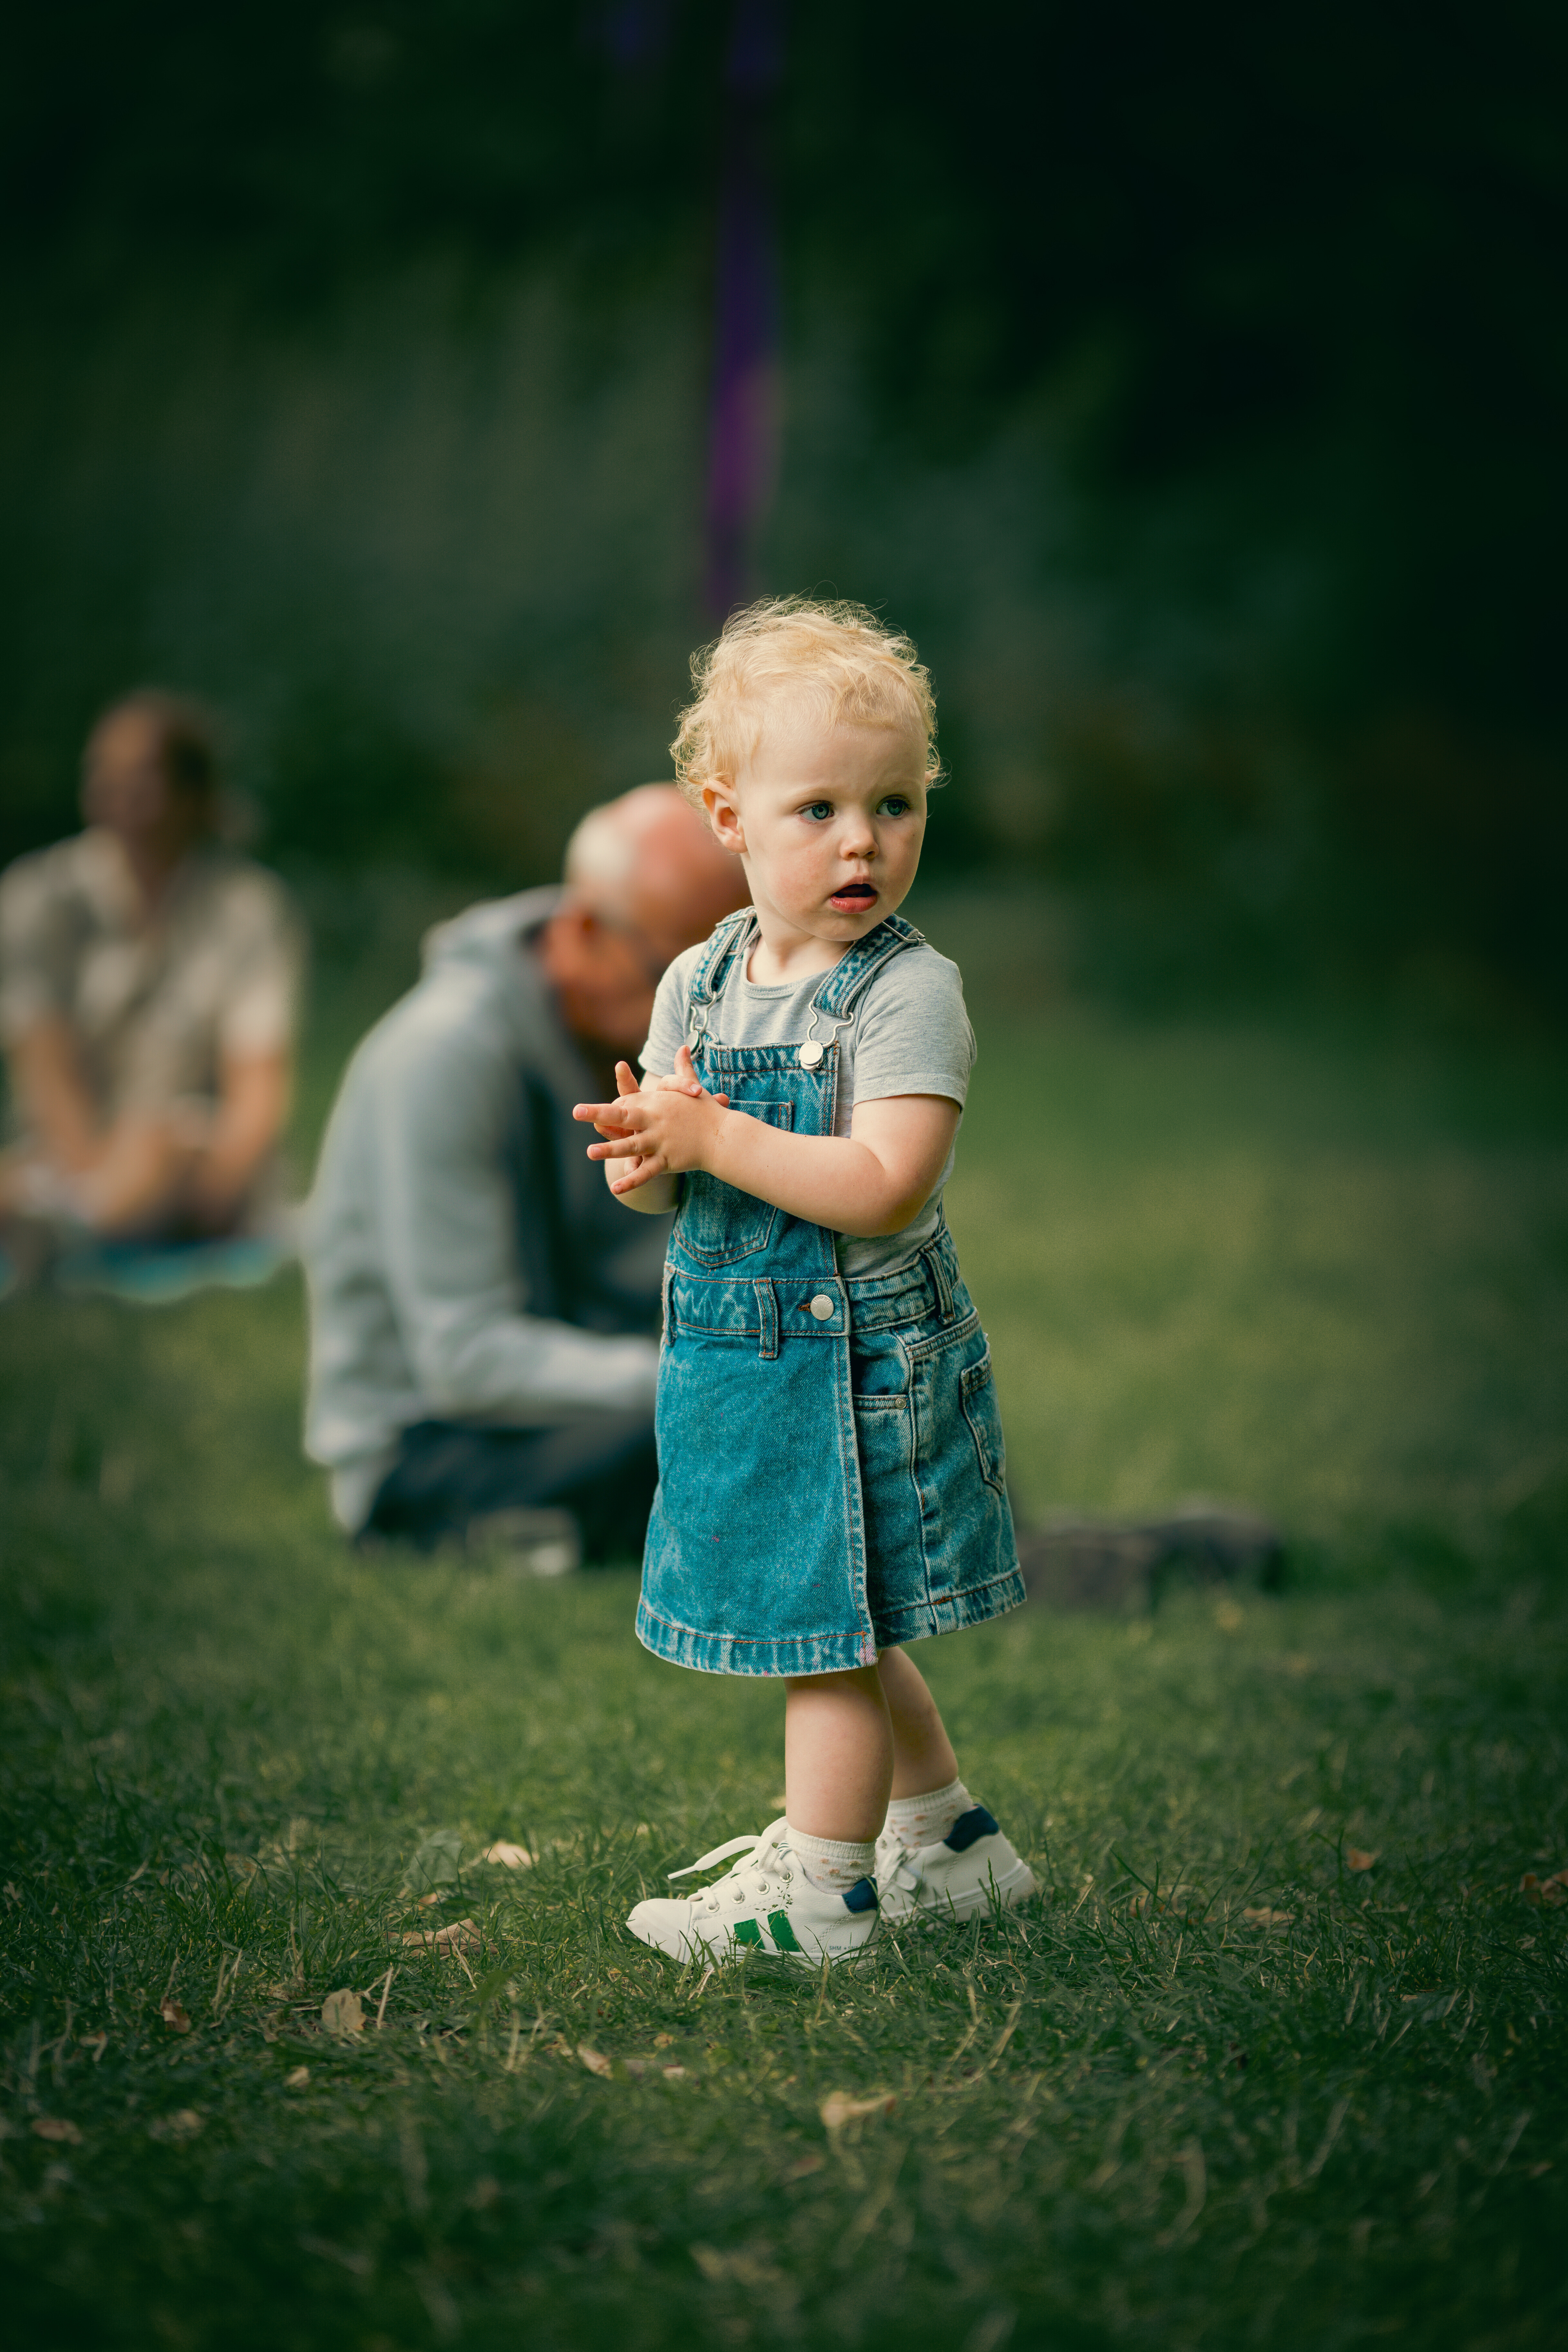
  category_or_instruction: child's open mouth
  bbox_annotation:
[829,881,878,911]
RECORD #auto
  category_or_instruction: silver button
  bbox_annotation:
[798,1039,824,1068]
[809,1294,835,1321]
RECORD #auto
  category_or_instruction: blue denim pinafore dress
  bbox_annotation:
[637,909,1025,1679]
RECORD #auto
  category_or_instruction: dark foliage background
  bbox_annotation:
[3,0,1564,1007]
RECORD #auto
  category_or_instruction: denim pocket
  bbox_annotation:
[960,1351,1007,1492]
[673,1099,795,1267]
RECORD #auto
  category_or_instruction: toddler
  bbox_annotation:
[574,599,1033,1964]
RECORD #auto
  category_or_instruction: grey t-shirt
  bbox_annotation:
[641,922,975,1279]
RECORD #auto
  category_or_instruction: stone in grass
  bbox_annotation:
[1016,1501,1283,1613]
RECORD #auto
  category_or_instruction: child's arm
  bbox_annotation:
[574,1045,959,1240]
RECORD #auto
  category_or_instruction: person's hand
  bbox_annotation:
[646,1054,727,1103]
[572,1048,730,1195]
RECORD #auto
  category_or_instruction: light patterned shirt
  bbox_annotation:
[0,830,304,1122]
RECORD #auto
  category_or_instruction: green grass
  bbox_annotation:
[3,909,1566,2348]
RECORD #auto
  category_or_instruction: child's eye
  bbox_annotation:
[799,801,835,822]
[878,796,912,817]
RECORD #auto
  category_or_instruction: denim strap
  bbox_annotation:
[687,908,924,1026]
[920,1230,956,1322]
[809,911,926,1020]
[687,910,757,1012]
[753,1278,779,1360]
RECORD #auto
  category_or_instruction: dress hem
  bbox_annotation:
[634,1566,1027,1679]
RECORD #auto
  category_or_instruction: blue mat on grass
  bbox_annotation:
[51,1233,292,1305]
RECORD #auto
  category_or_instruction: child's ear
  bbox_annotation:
[701,780,746,856]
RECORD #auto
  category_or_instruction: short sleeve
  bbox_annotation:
[0,849,75,1041]
[639,947,700,1077]
[214,872,307,1059]
[851,946,975,1109]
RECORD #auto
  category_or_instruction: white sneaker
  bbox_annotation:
[876,1804,1038,1924]
[626,1819,879,1966]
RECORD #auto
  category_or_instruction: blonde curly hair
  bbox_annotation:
[670,597,942,810]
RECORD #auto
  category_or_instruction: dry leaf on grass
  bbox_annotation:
[31,2117,81,2145]
[159,1996,191,2033]
[1519,1870,1568,1906]
[399,1916,481,1953]
[476,1842,534,1869]
[1243,1906,1295,1930]
[575,2045,613,2077]
[403,1827,462,1898]
[819,2090,896,2131]
[1345,1848,1379,1873]
[784,2151,824,2179]
[149,2109,203,2141]
[320,1989,365,2037]
[690,2243,785,2288]
[284,2066,310,2089]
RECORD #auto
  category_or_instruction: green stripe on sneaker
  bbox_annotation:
[767,1911,802,1953]
[733,1918,763,1947]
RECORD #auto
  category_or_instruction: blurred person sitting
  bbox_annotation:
[0,692,303,1286]
[303,784,746,1565]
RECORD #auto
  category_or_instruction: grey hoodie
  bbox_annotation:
[303,888,665,1529]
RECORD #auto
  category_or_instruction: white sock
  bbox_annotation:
[884,1777,973,1852]
[785,1823,877,1897]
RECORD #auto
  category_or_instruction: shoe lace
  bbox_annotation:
[667,1819,793,1910]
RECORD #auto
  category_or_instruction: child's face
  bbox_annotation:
[702,708,928,954]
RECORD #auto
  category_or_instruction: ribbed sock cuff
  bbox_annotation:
[885,1777,971,1851]
[786,1823,877,1895]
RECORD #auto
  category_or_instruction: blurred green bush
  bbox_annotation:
[1,1,1562,1013]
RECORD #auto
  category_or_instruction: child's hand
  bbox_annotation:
[572,1049,730,1196]
[646,1052,727,1105]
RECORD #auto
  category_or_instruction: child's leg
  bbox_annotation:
[876,1645,960,1797]
[784,1664,892,1843]
[624,1667,888,1965]
[874,1646,1037,1916]
[781,1655,968,1902]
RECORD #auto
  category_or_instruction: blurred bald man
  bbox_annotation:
[304,786,746,1561]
